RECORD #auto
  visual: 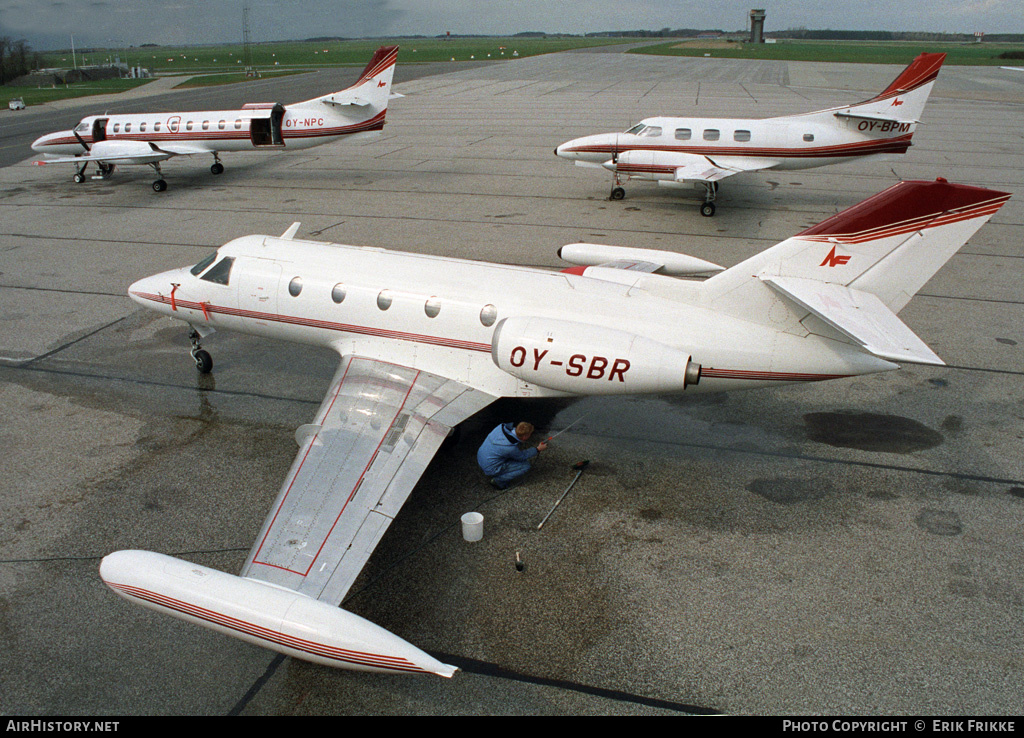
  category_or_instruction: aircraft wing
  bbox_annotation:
[36,150,174,165]
[676,154,779,183]
[35,140,187,166]
[240,355,496,605]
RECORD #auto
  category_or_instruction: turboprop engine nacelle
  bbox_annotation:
[559,243,723,276]
[492,316,700,394]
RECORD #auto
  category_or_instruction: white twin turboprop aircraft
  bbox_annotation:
[101,177,1008,676]
[31,46,398,192]
[555,52,946,216]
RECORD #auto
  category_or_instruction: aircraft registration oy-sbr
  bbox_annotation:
[30,46,399,192]
[101,177,1008,677]
[555,52,946,216]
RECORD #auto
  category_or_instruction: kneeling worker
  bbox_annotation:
[477,421,548,490]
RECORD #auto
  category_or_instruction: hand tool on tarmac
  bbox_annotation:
[537,460,590,530]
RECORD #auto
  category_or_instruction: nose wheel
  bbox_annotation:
[211,155,224,176]
[189,329,213,374]
[610,186,625,200]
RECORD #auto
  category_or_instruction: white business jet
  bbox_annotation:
[555,52,945,216]
[31,46,398,192]
[102,178,1007,676]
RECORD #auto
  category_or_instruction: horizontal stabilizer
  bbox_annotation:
[762,276,944,365]
[322,96,370,107]
[834,110,918,125]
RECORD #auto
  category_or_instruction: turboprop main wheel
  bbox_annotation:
[700,202,716,217]
[211,162,224,175]
[73,173,85,184]
[610,186,625,201]
[152,179,168,192]
[193,349,213,374]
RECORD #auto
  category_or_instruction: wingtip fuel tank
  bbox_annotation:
[100,550,457,677]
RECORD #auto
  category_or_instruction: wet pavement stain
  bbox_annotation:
[915,508,963,536]
[804,411,943,454]
[748,477,828,505]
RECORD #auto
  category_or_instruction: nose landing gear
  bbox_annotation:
[189,329,213,374]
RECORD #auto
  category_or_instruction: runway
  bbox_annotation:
[1,47,1022,715]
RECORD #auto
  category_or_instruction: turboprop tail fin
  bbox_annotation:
[834,52,945,125]
[702,178,1010,365]
[292,45,399,117]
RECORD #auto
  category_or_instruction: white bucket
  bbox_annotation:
[461,512,484,542]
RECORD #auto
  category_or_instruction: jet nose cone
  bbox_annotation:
[128,273,172,309]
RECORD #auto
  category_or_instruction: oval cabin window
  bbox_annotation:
[377,291,393,310]
[288,277,302,297]
[331,284,346,304]
[480,304,497,327]
[424,297,441,318]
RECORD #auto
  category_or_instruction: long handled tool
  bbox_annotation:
[545,414,588,443]
[537,460,589,530]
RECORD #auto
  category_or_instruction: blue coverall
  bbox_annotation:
[477,422,539,488]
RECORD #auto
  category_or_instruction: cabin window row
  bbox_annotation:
[111,119,245,134]
[672,128,815,143]
[287,276,498,326]
[673,128,752,142]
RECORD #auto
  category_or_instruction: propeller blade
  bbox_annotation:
[73,131,91,152]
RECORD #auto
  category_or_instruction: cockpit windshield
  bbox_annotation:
[74,121,91,133]
[199,257,235,285]
[190,251,218,276]
[625,123,662,137]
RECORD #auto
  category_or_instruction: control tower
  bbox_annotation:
[750,9,766,43]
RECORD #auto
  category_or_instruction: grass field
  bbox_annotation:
[630,39,1024,65]
[4,37,628,108]
[172,69,309,89]
[39,36,630,75]
[1,77,154,109]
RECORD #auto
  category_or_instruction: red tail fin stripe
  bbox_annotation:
[800,195,1010,244]
[870,52,946,101]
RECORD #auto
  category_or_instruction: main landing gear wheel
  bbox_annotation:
[193,349,213,374]
[73,173,85,184]
[211,162,224,175]
[610,186,625,200]
[700,202,716,217]
[152,179,168,192]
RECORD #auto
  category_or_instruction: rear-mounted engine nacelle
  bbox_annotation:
[558,242,723,276]
[491,316,700,395]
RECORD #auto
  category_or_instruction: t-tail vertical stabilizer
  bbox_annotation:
[291,45,399,126]
[702,179,1010,366]
[834,52,946,126]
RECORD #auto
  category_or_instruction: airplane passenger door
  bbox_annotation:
[235,258,282,327]
[92,119,109,142]
[249,104,286,147]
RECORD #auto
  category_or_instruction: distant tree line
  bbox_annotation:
[0,37,44,85]
[585,28,725,38]
[774,29,1024,43]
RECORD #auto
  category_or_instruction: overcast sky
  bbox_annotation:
[2,0,1021,50]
